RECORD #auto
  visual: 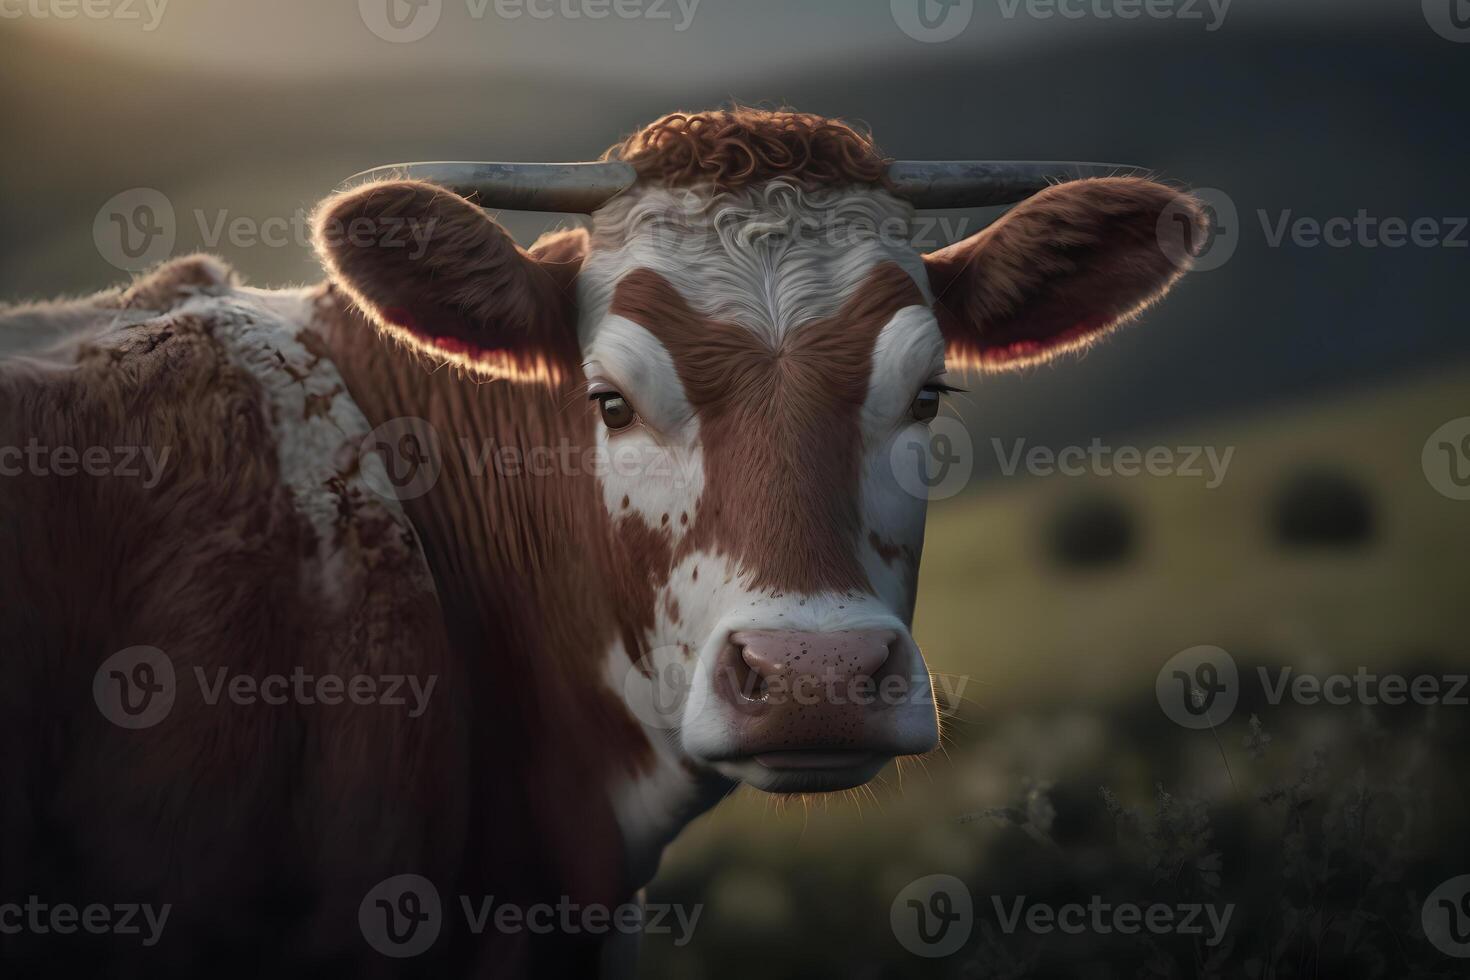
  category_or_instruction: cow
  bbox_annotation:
[0,108,1203,977]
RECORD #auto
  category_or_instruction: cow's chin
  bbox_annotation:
[708,752,891,794]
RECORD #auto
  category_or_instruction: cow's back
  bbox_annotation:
[0,257,468,975]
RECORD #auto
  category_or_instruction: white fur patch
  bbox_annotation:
[205,287,432,613]
[585,314,696,433]
[578,181,929,345]
[859,305,945,616]
[864,305,948,437]
[584,312,706,532]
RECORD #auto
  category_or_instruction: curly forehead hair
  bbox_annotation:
[603,108,892,192]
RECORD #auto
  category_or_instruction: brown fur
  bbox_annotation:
[610,262,925,595]
[116,252,239,309]
[0,257,467,974]
[0,255,636,976]
[925,177,1205,371]
[308,280,657,885]
[608,510,676,665]
[603,107,892,192]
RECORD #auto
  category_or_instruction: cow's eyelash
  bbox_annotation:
[924,382,966,395]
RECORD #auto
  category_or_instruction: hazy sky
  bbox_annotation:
[3,0,1460,447]
[6,0,1388,81]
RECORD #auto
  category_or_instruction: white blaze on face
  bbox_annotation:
[577,180,947,863]
[860,305,949,620]
[583,313,704,537]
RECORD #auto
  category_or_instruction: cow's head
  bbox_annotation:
[314,110,1203,794]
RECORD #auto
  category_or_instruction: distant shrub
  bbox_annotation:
[1273,469,1375,549]
[1047,493,1138,569]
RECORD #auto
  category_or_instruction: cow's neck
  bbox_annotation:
[307,283,726,892]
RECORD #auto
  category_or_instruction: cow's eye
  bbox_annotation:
[594,391,638,430]
[910,387,942,423]
[911,382,962,423]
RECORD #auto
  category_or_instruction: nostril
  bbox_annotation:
[730,643,770,702]
[714,638,776,713]
[731,631,787,683]
[723,640,770,702]
[867,630,900,681]
[870,630,898,669]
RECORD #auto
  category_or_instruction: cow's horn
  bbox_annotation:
[341,161,639,213]
[342,159,1144,213]
[885,161,1146,209]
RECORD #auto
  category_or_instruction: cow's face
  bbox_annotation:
[573,183,944,791]
[315,173,1200,793]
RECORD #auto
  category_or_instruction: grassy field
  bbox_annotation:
[914,365,1469,713]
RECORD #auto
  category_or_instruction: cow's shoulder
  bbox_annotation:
[0,255,462,959]
[4,251,444,652]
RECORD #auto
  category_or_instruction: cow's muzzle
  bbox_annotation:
[699,628,939,792]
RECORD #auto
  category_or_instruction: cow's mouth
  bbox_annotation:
[753,750,878,769]
[679,624,940,792]
[711,751,890,793]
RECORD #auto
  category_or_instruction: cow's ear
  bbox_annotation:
[923,177,1205,372]
[312,180,584,382]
